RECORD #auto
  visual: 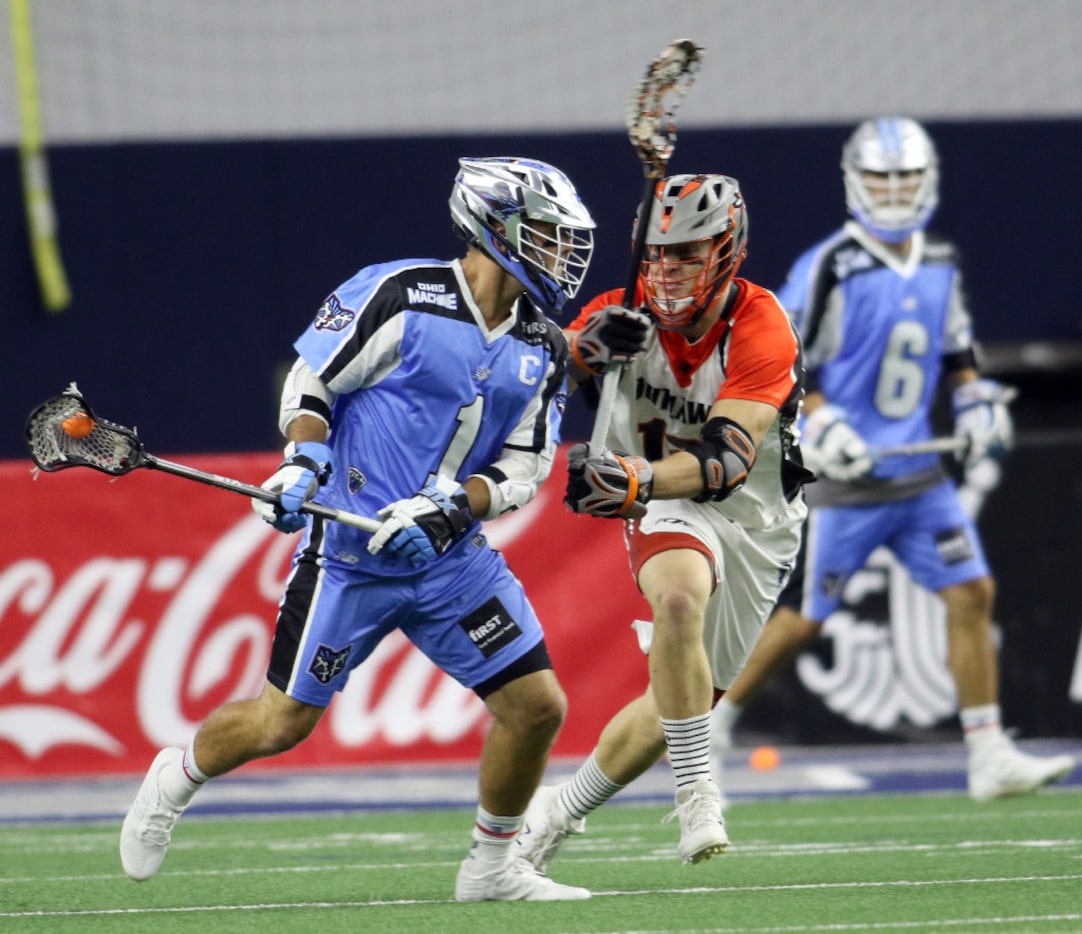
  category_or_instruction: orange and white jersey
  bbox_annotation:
[570,278,807,532]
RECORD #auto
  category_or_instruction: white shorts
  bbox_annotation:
[626,498,804,690]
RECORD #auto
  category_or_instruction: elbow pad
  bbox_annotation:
[279,358,336,436]
[687,416,757,503]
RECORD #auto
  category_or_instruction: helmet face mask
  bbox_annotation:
[639,174,748,330]
[842,117,939,243]
[450,157,595,312]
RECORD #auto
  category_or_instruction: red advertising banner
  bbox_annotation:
[3,448,651,778]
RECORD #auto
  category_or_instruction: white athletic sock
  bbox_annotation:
[462,806,523,874]
[559,752,625,820]
[712,695,742,733]
[662,713,713,788]
[159,742,206,807]
[961,704,1004,752]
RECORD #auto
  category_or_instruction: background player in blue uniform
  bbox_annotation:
[711,118,1074,801]
[121,157,599,901]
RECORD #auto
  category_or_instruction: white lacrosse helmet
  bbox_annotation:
[842,117,939,243]
[639,174,748,330]
[450,157,596,313]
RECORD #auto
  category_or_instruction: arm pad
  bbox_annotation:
[278,357,337,435]
[685,417,757,503]
[470,445,554,519]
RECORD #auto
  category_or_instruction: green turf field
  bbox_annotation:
[2,790,1080,932]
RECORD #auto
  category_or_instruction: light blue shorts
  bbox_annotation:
[267,531,545,706]
[803,480,989,622]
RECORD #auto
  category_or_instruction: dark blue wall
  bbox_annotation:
[3,120,1081,459]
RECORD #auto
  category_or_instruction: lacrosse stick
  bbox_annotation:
[873,437,969,459]
[25,383,380,532]
[588,38,704,456]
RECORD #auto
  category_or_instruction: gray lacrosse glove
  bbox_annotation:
[366,476,474,566]
[800,404,873,481]
[952,379,1015,468]
[564,443,654,519]
[252,441,333,533]
[570,305,652,375]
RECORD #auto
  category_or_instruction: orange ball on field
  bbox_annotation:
[749,745,781,771]
[61,412,95,438]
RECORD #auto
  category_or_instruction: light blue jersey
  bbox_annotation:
[295,257,566,576]
[779,220,975,484]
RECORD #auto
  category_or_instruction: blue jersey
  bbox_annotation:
[778,221,976,485]
[294,257,567,575]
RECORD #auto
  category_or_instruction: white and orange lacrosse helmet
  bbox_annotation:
[638,173,748,330]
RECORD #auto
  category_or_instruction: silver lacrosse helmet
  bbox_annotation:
[450,157,596,313]
[842,117,939,243]
[638,173,748,330]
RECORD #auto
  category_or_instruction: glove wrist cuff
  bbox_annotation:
[569,330,604,376]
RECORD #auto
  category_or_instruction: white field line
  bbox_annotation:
[1,875,1082,920]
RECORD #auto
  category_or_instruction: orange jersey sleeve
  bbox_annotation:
[717,282,801,409]
[566,284,646,332]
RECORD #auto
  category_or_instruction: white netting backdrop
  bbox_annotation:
[1,0,1081,145]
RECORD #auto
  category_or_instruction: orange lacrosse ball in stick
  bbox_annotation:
[61,412,95,438]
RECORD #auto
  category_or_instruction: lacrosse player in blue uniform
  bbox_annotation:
[121,157,599,901]
[711,118,1074,800]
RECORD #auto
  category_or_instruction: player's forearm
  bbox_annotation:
[283,414,329,446]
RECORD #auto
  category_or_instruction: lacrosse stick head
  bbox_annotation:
[626,39,704,178]
[26,383,147,475]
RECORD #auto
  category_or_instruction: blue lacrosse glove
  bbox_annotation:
[251,440,333,533]
[366,476,474,566]
[952,379,1016,468]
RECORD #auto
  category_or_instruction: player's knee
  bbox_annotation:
[520,684,567,739]
[489,670,567,740]
[942,575,996,621]
[649,587,706,634]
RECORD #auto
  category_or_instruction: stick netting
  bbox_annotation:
[26,389,143,475]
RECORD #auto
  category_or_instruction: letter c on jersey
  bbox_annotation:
[518,354,541,386]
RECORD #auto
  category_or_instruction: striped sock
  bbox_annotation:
[661,713,713,788]
[559,752,624,820]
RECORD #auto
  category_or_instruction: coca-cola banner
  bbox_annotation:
[3,449,651,778]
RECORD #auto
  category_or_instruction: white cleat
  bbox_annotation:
[663,778,729,864]
[120,748,188,881]
[454,854,591,901]
[968,736,1075,803]
[515,785,586,873]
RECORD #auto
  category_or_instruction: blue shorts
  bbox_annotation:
[267,531,546,706]
[803,480,989,622]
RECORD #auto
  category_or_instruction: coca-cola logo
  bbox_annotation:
[0,507,506,769]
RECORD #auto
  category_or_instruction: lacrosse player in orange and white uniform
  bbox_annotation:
[517,174,813,869]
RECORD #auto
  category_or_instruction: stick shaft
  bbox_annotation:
[145,453,380,532]
[874,437,967,458]
[589,174,657,456]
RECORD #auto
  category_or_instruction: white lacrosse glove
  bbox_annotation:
[564,443,654,519]
[366,475,474,566]
[800,404,873,481]
[952,379,1015,469]
[252,441,333,533]
[570,305,652,375]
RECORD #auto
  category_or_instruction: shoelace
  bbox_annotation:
[136,790,184,845]
[661,789,719,831]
